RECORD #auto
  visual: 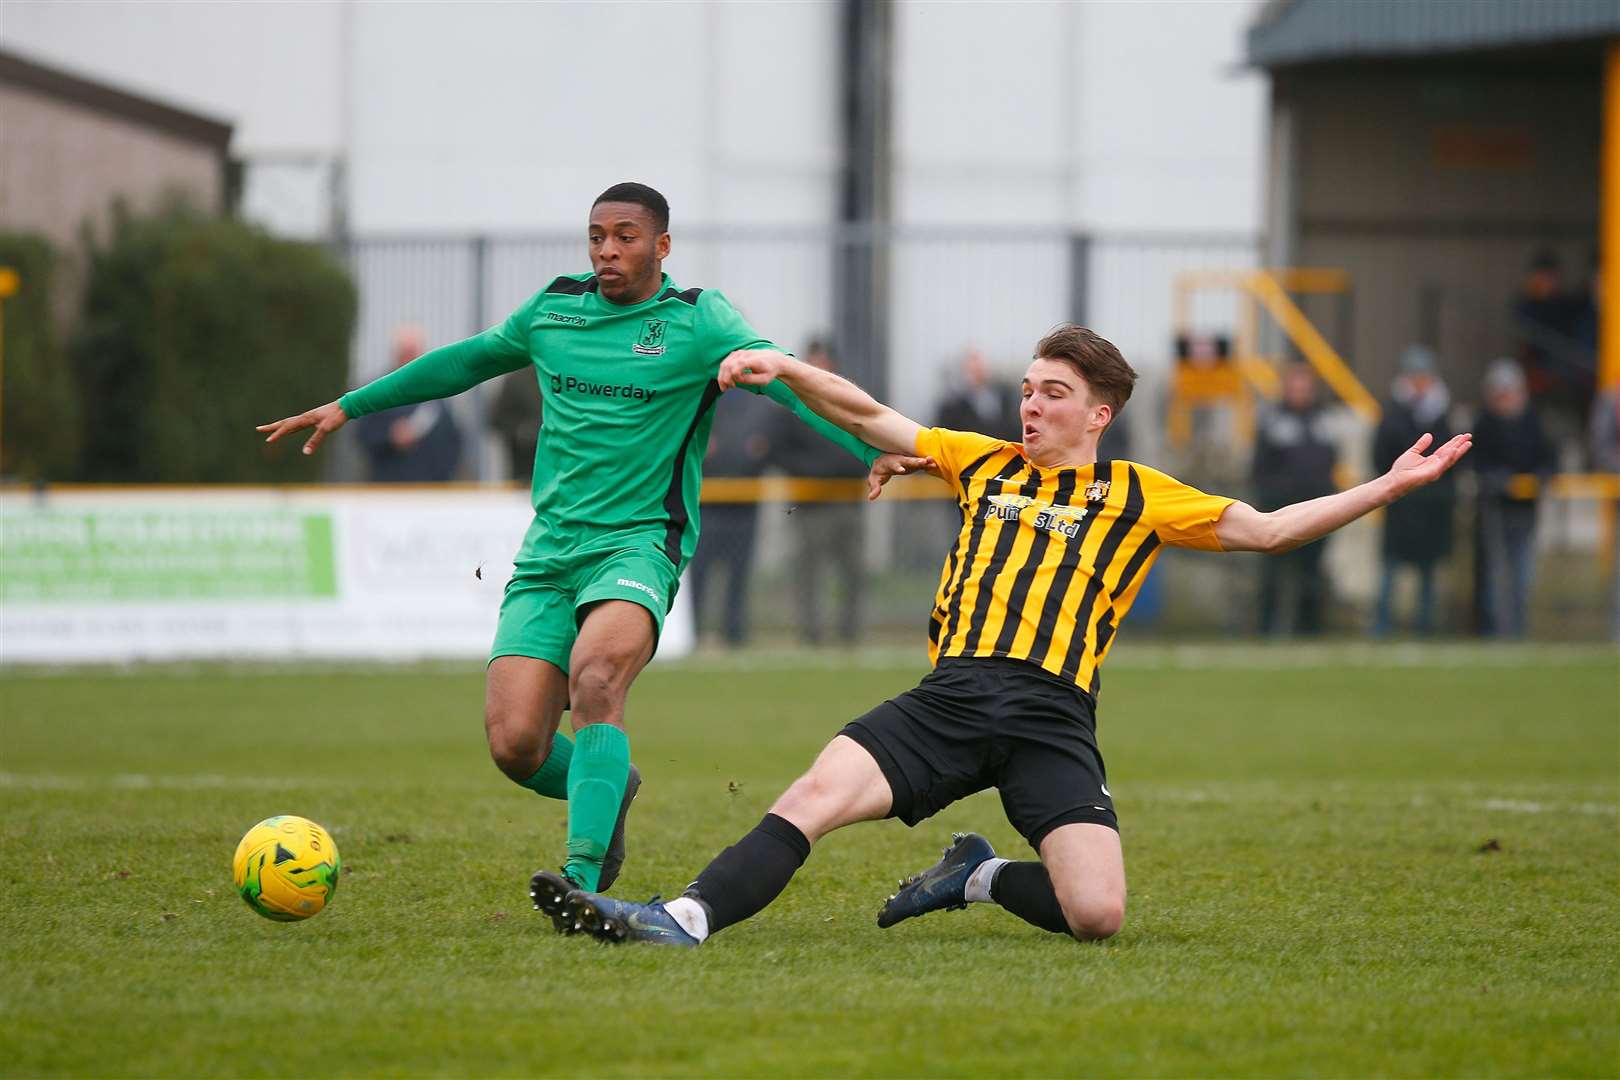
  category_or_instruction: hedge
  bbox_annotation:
[0,232,79,481]
[72,201,356,482]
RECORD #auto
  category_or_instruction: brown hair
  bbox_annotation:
[1033,324,1137,416]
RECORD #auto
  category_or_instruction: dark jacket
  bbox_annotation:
[767,400,868,479]
[357,400,462,483]
[490,370,541,485]
[936,384,1023,442]
[1375,399,1455,565]
[705,389,776,478]
[1470,406,1555,506]
[1251,403,1338,511]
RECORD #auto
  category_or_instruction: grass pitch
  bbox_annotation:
[2,646,1616,1078]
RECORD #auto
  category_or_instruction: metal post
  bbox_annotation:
[834,0,893,396]
[470,235,489,335]
[470,234,492,482]
[1068,232,1091,327]
[1337,284,1354,367]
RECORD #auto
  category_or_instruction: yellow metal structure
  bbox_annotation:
[1169,267,1381,449]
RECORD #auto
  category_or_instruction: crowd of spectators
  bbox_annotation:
[376,303,1608,646]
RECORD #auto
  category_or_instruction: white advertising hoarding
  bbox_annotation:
[0,487,694,664]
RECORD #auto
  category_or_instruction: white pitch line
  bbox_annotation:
[1476,798,1620,817]
[0,772,298,791]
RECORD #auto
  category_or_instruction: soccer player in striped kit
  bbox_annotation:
[563,324,1471,946]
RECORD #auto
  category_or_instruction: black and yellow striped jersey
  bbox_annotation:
[916,427,1235,697]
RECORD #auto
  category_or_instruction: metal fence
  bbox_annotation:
[339,226,1261,479]
[332,226,1616,644]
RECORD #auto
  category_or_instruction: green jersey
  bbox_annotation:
[339,272,877,569]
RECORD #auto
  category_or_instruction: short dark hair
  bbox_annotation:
[1033,324,1137,416]
[593,182,669,233]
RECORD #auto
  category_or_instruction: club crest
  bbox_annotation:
[633,319,668,356]
[1084,479,1111,502]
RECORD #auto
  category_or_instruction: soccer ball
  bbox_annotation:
[232,815,341,921]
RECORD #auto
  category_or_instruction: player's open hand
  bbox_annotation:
[256,400,349,457]
[867,454,938,501]
[718,350,790,391]
[1386,432,1472,497]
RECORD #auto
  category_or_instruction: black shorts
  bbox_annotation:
[840,657,1116,850]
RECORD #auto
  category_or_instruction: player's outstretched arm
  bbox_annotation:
[257,329,529,457]
[1216,431,1472,553]
[719,350,922,455]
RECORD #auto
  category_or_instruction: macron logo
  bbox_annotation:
[618,578,661,604]
[544,312,587,326]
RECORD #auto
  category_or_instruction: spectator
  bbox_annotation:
[357,325,464,482]
[1470,359,1555,639]
[1589,386,1620,641]
[769,339,865,645]
[1513,249,1595,453]
[490,369,542,485]
[688,388,774,647]
[1372,346,1456,636]
[1251,362,1339,635]
[935,348,1021,440]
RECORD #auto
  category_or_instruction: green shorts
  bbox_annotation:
[489,545,680,672]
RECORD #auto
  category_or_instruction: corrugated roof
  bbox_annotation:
[1248,0,1620,69]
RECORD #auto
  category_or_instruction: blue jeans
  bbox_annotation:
[1373,560,1439,636]
[1477,501,1537,639]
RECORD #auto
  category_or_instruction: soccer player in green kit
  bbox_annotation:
[258,183,920,925]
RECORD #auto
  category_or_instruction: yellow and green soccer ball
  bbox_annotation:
[232,815,341,921]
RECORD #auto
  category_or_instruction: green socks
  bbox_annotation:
[515,726,630,892]
[564,724,631,891]
[517,731,574,799]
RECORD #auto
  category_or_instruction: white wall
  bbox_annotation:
[343,0,839,232]
[895,0,1264,231]
[889,0,1264,420]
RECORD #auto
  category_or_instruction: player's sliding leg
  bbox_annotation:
[560,600,656,893]
[875,830,997,927]
[569,734,894,946]
[879,822,1125,940]
[1032,821,1126,939]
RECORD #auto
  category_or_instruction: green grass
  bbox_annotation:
[2,647,1616,1078]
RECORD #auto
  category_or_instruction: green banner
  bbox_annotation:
[1,509,338,602]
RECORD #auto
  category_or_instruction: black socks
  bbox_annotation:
[683,816,1077,940]
[990,860,1073,936]
[686,813,812,936]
